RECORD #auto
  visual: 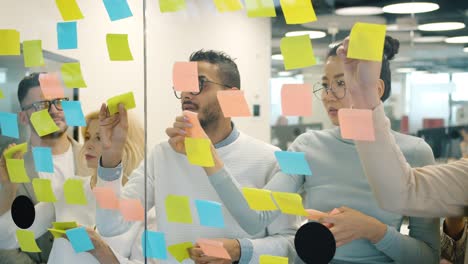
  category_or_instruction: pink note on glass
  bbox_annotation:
[196,239,231,260]
[183,110,206,138]
[119,198,144,221]
[173,62,199,92]
[216,90,251,117]
[281,84,312,116]
[38,73,65,99]
[92,187,119,209]
[338,108,375,141]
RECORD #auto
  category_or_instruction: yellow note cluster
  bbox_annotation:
[242,187,307,216]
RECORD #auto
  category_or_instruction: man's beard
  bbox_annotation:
[199,106,221,130]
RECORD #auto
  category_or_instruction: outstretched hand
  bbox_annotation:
[99,103,128,167]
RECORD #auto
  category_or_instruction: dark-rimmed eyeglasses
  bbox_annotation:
[21,97,70,112]
[173,76,232,99]
[313,80,347,100]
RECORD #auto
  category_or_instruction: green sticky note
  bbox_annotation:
[6,159,30,183]
[32,178,57,202]
[165,195,193,224]
[213,0,243,12]
[63,178,88,205]
[52,221,78,230]
[348,23,387,62]
[0,89,4,99]
[245,0,276,17]
[184,137,214,167]
[106,34,133,61]
[3,142,28,159]
[260,255,288,264]
[272,191,307,216]
[280,0,317,24]
[106,91,136,115]
[16,230,41,252]
[159,0,186,12]
[0,29,20,55]
[55,0,84,21]
[30,109,60,137]
[48,228,67,238]
[280,35,316,70]
[23,40,45,68]
[61,62,87,88]
[242,187,278,211]
[168,242,193,262]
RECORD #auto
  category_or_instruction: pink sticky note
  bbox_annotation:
[39,73,65,99]
[216,90,251,117]
[93,187,119,209]
[305,209,327,221]
[119,198,144,221]
[281,84,312,116]
[338,108,375,141]
[183,110,206,138]
[196,239,231,260]
[173,62,199,92]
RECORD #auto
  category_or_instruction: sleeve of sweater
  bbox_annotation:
[355,103,468,217]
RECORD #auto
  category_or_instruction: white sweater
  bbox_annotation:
[97,132,300,263]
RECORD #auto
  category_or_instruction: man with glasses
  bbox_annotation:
[96,50,300,263]
[0,73,90,263]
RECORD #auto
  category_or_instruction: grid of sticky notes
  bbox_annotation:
[241,187,308,216]
[338,108,375,141]
[281,84,312,116]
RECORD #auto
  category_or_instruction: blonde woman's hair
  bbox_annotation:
[81,111,144,186]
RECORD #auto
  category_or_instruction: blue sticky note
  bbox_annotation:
[274,151,312,176]
[103,0,133,21]
[32,147,54,173]
[65,227,94,253]
[57,22,77,50]
[142,231,168,259]
[195,199,225,228]
[0,112,19,139]
[61,101,86,127]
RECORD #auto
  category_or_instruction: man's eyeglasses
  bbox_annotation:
[21,98,70,112]
[313,80,347,100]
[174,76,232,99]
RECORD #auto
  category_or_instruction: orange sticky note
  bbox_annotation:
[173,62,199,92]
[260,255,288,264]
[281,84,312,116]
[159,0,187,12]
[38,73,65,99]
[272,191,307,216]
[55,0,84,21]
[119,198,144,221]
[30,109,60,137]
[93,187,119,209]
[216,90,251,117]
[184,137,214,167]
[280,0,317,24]
[197,239,231,260]
[23,40,45,68]
[16,230,41,252]
[213,0,243,12]
[0,29,20,55]
[338,108,375,141]
[245,0,276,17]
[242,187,278,211]
[6,159,30,183]
[280,35,316,70]
[183,111,205,138]
[348,23,386,62]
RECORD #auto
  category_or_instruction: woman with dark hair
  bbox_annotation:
[167,36,440,263]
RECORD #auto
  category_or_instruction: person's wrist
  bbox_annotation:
[230,239,241,261]
[368,219,387,243]
[101,149,123,168]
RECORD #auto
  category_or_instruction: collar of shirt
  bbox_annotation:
[214,122,240,149]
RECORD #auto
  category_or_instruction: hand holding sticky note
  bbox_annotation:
[173,62,199,92]
[165,194,193,224]
[347,23,387,62]
[184,137,214,167]
[196,239,231,260]
[281,84,312,116]
[183,111,206,138]
[272,191,307,216]
[63,178,88,205]
[338,108,375,141]
[3,142,28,159]
[216,90,251,117]
[242,187,278,211]
[280,35,316,70]
[16,230,41,252]
[274,151,312,176]
[107,91,136,115]
[30,110,60,137]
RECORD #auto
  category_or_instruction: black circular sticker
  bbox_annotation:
[294,222,336,264]
[11,195,36,229]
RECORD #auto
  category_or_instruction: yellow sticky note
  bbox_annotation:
[213,0,243,12]
[348,23,387,62]
[260,255,288,264]
[159,0,186,12]
[242,188,278,211]
[55,0,84,21]
[23,40,45,68]
[52,221,78,230]
[3,142,28,159]
[272,192,307,216]
[0,29,20,55]
[280,0,316,24]
[16,230,41,252]
[6,159,30,183]
[106,91,136,115]
[30,109,60,137]
[165,195,193,224]
[106,34,134,61]
[0,89,4,99]
[280,35,316,70]
[63,178,88,205]
[61,62,87,88]
[48,228,66,238]
[184,137,214,167]
[245,0,276,17]
[32,178,57,202]
[168,242,193,262]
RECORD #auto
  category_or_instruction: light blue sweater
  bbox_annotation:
[209,127,440,263]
